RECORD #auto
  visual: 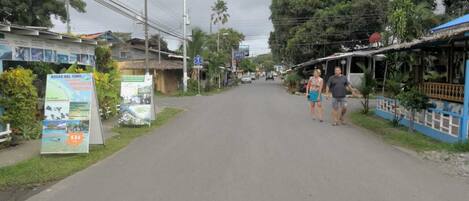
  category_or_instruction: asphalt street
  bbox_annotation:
[27,80,469,201]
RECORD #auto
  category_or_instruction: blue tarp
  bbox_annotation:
[432,14,469,32]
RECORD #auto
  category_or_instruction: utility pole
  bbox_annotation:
[158,31,161,64]
[182,0,188,92]
[66,0,71,34]
[144,0,149,74]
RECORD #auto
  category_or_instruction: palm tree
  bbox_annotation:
[210,0,229,87]
[186,28,207,79]
[210,0,230,33]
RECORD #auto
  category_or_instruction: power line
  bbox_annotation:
[110,0,183,37]
[94,0,185,40]
[150,0,181,21]
[148,0,183,31]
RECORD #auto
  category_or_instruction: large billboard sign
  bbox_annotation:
[41,74,104,154]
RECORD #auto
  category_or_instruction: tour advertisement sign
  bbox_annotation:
[41,74,104,154]
[119,75,155,126]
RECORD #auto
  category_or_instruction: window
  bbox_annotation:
[452,51,465,84]
[423,50,448,83]
[120,51,129,59]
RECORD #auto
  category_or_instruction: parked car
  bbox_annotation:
[266,73,274,81]
[250,74,256,80]
[241,75,252,84]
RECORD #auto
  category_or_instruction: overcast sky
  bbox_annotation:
[52,0,273,56]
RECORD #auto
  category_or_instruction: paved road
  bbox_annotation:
[28,80,469,201]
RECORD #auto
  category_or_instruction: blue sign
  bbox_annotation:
[194,55,203,65]
[234,51,245,60]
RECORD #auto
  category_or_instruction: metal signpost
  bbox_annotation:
[194,55,203,96]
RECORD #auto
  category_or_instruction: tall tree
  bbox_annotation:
[270,0,387,64]
[187,28,207,63]
[239,59,257,72]
[387,0,439,43]
[206,28,245,56]
[0,0,86,27]
[443,0,469,17]
[211,0,230,32]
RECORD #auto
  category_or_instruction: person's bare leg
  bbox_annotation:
[316,102,324,122]
[310,102,315,120]
[332,108,339,125]
[340,106,347,124]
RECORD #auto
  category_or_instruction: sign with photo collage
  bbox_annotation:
[119,75,155,126]
[0,34,96,67]
[41,74,104,154]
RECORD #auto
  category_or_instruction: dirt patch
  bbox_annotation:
[421,151,469,182]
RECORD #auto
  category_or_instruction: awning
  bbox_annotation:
[432,14,469,33]
[296,49,379,68]
[0,23,97,45]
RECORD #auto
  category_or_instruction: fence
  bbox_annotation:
[420,82,464,103]
[376,96,462,143]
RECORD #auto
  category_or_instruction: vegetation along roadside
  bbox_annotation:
[0,107,183,190]
[350,111,469,153]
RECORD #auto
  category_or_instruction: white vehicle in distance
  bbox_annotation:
[241,75,252,84]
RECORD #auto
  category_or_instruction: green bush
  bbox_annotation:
[285,73,301,93]
[65,63,92,74]
[94,67,120,119]
[187,79,199,94]
[357,63,377,114]
[24,62,55,98]
[17,121,42,140]
[65,48,121,119]
[95,46,113,72]
[397,87,430,132]
[0,68,39,141]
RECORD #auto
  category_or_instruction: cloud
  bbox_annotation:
[52,0,272,55]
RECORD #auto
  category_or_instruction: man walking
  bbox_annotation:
[326,67,357,126]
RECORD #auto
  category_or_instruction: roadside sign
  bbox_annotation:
[194,55,203,65]
[193,65,203,69]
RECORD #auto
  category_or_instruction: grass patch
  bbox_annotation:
[350,111,468,153]
[166,87,232,97]
[0,107,183,190]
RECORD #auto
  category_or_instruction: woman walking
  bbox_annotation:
[306,69,324,122]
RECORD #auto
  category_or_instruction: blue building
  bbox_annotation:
[373,14,469,143]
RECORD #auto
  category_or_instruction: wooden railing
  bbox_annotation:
[420,82,464,103]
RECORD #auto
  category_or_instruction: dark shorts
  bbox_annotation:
[332,98,347,109]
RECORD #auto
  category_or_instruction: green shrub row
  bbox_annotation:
[0,45,121,144]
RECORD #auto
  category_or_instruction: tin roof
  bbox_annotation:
[432,14,469,33]
[0,23,97,45]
